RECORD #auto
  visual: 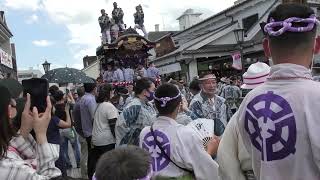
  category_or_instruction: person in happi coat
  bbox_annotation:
[103,64,114,83]
[123,65,135,82]
[220,77,241,121]
[147,62,160,80]
[139,83,220,180]
[134,4,147,38]
[217,62,270,180]
[98,9,111,44]
[236,4,320,180]
[112,62,124,82]
[115,78,156,146]
[112,2,125,32]
[217,77,228,96]
[189,73,227,136]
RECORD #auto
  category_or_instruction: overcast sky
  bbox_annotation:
[1,0,237,71]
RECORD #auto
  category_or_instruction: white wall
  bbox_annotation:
[82,61,100,79]
[188,59,198,79]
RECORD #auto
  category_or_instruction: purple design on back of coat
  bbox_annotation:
[142,130,170,172]
[245,91,296,161]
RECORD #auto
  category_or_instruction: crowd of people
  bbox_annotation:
[0,3,320,180]
[102,62,160,85]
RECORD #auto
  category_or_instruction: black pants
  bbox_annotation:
[88,143,115,180]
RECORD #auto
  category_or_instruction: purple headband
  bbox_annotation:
[264,14,320,36]
[154,92,181,107]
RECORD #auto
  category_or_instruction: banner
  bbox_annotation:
[0,48,13,69]
[232,52,242,70]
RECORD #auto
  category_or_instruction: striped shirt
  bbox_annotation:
[0,134,61,180]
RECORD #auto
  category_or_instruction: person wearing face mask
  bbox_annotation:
[116,78,156,146]
[189,73,227,136]
[139,83,220,179]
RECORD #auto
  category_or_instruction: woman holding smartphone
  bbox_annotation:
[0,85,61,179]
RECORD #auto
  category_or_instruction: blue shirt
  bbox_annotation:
[189,92,227,136]
[147,67,160,79]
[79,93,97,137]
[47,116,61,145]
[116,98,156,146]
[123,68,134,82]
[112,68,124,82]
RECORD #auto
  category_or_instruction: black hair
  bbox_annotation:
[52,90,64,102]
[199,71,214,79]
[0,86,17,159]
[49,85,59,96]
[189,79,201,92]
[77,86,85,97]
[84,83,97,93]
[134,78,153,95]
[96,84,113,103]
[154,83,182,115]
[95,145,151,180]
[266,3,316,52]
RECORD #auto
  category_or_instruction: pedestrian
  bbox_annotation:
[147,62,160,80]
[112,62,124,82]
[217,62,270,180]
[53,90,81,171]
[116,78,156,146]
[91,84,118,175]
[189,73,227,136]
[72,86,89,179]
[79,83,97,179]
[220,77,241,121]
[139,83,220,179]
[237,3,320,180]
[0,86,61,179]
[93,145,151,180]
[48,96,72,177]
[103,64,113,83]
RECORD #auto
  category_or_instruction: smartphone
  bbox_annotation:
[22,78,48,113]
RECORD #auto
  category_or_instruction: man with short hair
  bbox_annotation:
[112,2,125,31]
[221,77,241,121]
[189,73,227,136]
[98,9,111,44]
[79,83,97,179]
[237,3,320,180]
[73,86,88,179]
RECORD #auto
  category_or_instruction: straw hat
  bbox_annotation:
[241,62,271,89]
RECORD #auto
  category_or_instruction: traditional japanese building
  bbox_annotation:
[0,11,17,79]
[151,0,320,80]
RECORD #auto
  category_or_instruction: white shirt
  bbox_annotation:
[238,64,320,180]
[92,102,119,146]
[217,111,254,180]
[139,116,219,180]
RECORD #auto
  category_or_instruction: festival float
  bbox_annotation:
[96,28,159,86]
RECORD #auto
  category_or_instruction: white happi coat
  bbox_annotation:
[237,64,320,180]
[217,111,254,180]
[139,116,219,180]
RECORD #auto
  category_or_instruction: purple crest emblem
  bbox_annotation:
[245,91,297,161]
[142,130,170,172]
